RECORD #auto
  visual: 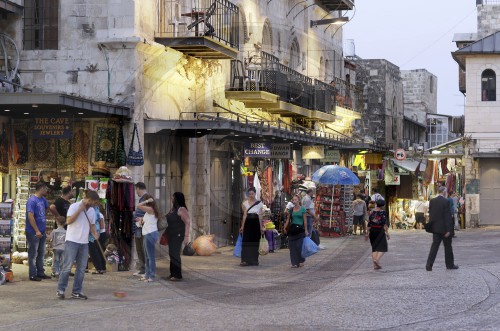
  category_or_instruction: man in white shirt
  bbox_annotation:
[371,188,384,202]
[56,190,100,300]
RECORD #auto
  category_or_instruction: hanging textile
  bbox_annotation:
[433,161,439,184]
[446,174,456,194]
[253,170,262,200]
[266,166,273,205]
[93,122,119,166]
[116,121,127,167]
[0,130,8,174]
[74,122,91,178]
[8,125,19,164]
[423,160,435,184]
[440,159,449,175]
[353,155,366,170]
[283,159,291,195]
[384,159,395,183]
[57,138,74,171]
[31,138,57,168]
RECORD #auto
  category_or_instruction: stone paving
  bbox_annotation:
[2,228,500,330]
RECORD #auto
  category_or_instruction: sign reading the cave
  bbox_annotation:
[33,117,72,139]
[244,143,291,159]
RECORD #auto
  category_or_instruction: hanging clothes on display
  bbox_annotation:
[440,159,449,175]
[253,170,262,200]
[107,179,135,271]
[283,159,291,195]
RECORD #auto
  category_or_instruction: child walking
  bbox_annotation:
[50,217,67,277]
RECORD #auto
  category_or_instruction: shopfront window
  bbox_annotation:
[481,69,496,101]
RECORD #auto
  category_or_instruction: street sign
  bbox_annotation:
[394,148,406,161]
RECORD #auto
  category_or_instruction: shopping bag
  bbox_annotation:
[233,234,243,257]
[301,236,319,258]
[259,236,269,255]
[182,242,195,256]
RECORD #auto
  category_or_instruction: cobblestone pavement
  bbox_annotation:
[2,228,500,330]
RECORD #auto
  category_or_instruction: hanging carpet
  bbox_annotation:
[92,122,119,166]
[57,138,74,171]
[74,122,91,178]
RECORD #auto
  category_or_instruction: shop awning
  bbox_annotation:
[145,118,354,148]
[0,93,131,118]
[391,158,427,173]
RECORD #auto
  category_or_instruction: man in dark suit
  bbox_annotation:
[426,186,459,271]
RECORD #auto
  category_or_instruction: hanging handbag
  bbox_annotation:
[126,123,144,166]
[183,242,195,256]
[159,230,169,246]
[157,215,168,232]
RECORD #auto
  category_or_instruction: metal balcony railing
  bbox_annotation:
[229,51,361,113]
[157,0,239,49]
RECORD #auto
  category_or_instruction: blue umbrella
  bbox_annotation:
[312,165,360,185]
[312,165,360,231]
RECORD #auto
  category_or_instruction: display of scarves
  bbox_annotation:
[283,159,291,195]
[423,160,435,184]
[440,159,449,175]
[266,166,273,205]
[446,174,456,194]
[433,161,439,184]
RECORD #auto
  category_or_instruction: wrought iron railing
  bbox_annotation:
[229,51,361,113]
[156,0,239,49]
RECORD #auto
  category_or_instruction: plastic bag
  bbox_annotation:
[233,234,243,257]
[192,234,217,256]
[259,236,269,255]
[301,236,319,258]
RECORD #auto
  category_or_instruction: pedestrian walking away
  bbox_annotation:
[365,199,389,270]
[239,187,264,267]
[413,196,428,230]
[352,193,368,235]
[26,182,51,281]
[425,186,458,271]
[165,192,191,281]
[57,190,100,300]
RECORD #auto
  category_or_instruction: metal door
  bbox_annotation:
[210,151,231,247]
[479,158,500,225]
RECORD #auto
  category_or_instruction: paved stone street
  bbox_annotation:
[2,228,500,330]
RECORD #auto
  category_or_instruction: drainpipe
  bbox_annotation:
[98,43,111,99]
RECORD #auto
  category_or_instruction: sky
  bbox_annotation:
[343,0,478,116]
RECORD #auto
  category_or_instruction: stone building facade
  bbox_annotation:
[401,69,437,124]
[0,0,363,245]
[352,58,404,148]
[452,1,500,226]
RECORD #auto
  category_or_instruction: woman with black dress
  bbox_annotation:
[365,199,390,270]
[239,187,264,266]
[166,192,191,281]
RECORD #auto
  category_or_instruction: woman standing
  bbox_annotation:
[365,199,390,270]
[284,195,308,268]
[239,187,264,266]
[136,194,159,282]
[166,192,191,281]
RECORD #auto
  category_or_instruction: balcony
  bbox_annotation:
[0,0,23,15]
[226,51,360,122]
[155,0,239,60]
[315,0,354,11]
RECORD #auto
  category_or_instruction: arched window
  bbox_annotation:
[262,19,272,53]
[482,69,496,101]
[290,38,300,69]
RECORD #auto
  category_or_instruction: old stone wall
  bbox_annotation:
[401,69,437,125]
[353,59,404,147]
[477,3,500,39]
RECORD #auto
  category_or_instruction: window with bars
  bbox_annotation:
[23,0,59,50]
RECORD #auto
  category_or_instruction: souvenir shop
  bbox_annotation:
[240,142,359,240]
[0,99,141,272]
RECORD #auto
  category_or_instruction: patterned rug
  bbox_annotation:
[92,122,119,167]
[11,123,29,166]
[31,138,57,169]
[57,138,74,171]
[74,121,91,179]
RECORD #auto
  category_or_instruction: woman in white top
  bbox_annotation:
[137,194,159,282]
[239,187,264,266]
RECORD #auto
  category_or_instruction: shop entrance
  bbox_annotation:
[479,158,500,225]
[210,151,231,247]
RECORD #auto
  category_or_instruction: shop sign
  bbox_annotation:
[270,144,291,159]
[386,175,401,185]
[244,142,271,157]
[302,145,324,159]
[32,117,72,139]
[323,149,340,163]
